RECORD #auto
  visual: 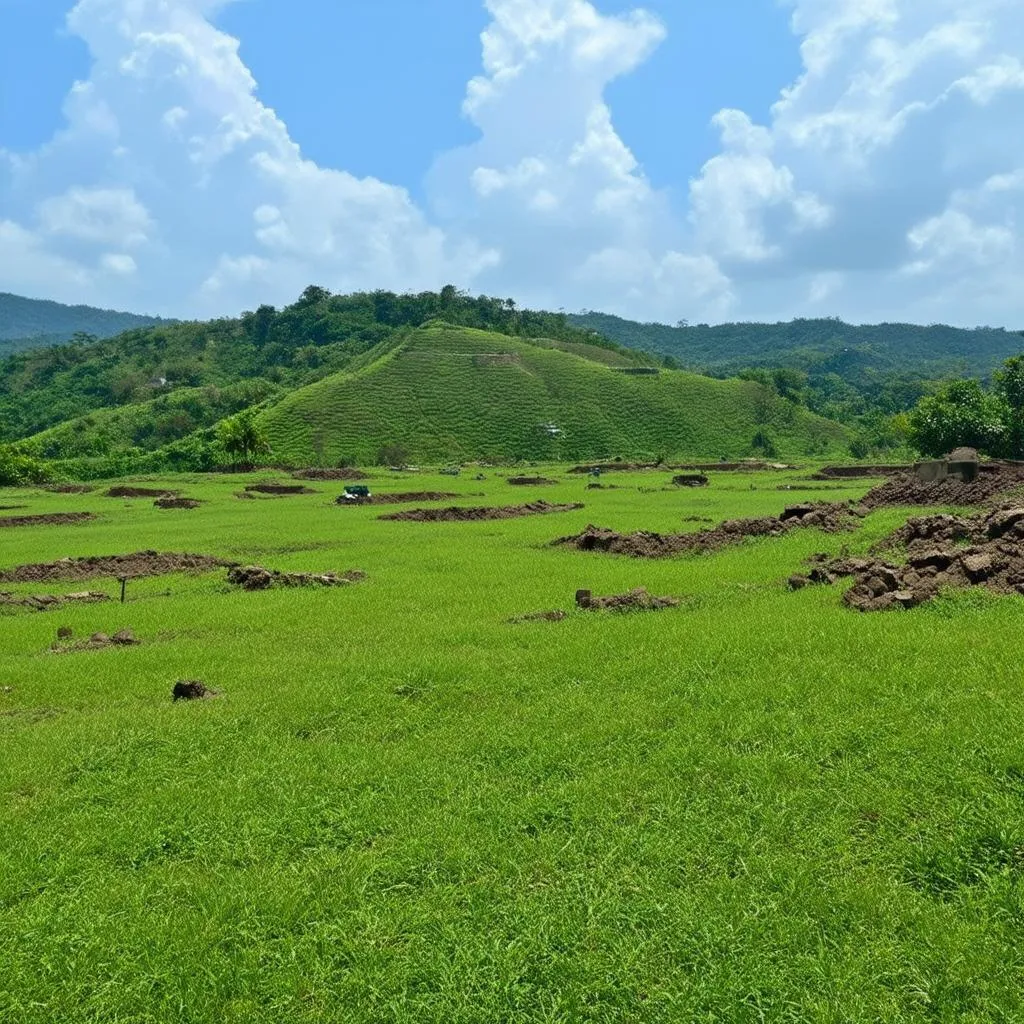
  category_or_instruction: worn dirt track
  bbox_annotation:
[381,501,584,523]
[0,551,231,584]
[557,502,861,559]
[335,491,457,507]
[0,512,96,529]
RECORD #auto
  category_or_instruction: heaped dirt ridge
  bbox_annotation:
[0,512,96,529]
[557,502,862,559]
[334,491,458,507]
[791,504,1024,610]
[575,587,680,611]
[381,501,585,522]
[1,591,110,612]
[507,476,558,486]
[155,497,202,509]
[292,468,370,481]
[227,565,366,590]
[105,486,178,498]
[860,461,1024,508]
[0,551,232,584]
[50,628,140,654]
[245,483,318,495]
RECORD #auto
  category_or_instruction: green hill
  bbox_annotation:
[0,292,169,356]
[260,324,848,465]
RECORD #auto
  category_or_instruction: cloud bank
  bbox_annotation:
[0,0,1022,326]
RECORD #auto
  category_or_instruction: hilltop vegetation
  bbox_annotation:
[260,324,848,466]
[0,292,168,356]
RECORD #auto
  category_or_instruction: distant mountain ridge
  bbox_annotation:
[0,292,170,354]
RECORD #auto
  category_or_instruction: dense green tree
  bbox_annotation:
[217,410,271,468]
[908,379,1008,457]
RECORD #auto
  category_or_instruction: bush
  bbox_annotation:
[0,445,52,486]
[376,442,410,467]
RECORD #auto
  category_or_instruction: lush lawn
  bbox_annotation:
[2,468,1024,1022]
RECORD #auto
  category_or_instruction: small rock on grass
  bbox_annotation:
[172,680,218,701]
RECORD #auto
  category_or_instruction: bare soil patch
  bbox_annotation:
[557,502,861,559]
[508,476,558,486]
[381,501,584,523]
[292,468,370,481]
[334,491,457,507]
[0,512,96,529]
[1,591,110,612]
[173,680,218,701]
[154,497,202,509]
[227,565,366,590]
[0,551,231,584]
[245,483,318,496]
[50,627,140,654]
[812,465,910,480]
[576,587,679,611]
[105,486,178,498]
[673,474,709,487]
[790,504,1024,610]
[861,462,1024,508]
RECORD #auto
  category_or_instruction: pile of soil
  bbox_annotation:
[334,491,457,506]
[244,483,318,495]
[508,476,558,486]
[173,680,218,701]
[226,565,367,590]
[40,484,93,494]
[860,463,1024,508]
[812,465,910,480]
[154,497,202,509]
[0,512,96,529]
[51,628,139,653]
[575,587,679,611]
[569,462,658,474]
[380,501,584,523]
[789,504,1024,611]
[673,474,709,487]
[0,551,231,584]
[557,502,862,559]
[292,468,370,481]
[105,486,178,498]
[0,591,109,612]
[586,483,620,490]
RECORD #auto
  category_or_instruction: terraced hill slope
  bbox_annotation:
[260,325,849,465]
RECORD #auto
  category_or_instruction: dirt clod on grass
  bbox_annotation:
[105,486,178,498]
[51,627,140,654]
[557,502,862,559]
[244,483,318,496]
[334,491,457,507]
[226,565,367,590]
[0,551,231,584]
[292,468,370,481]
[154,497,202,509]
[575,587,680,611]
[0,512,96,529]
[508,476,558,486]
[672,474,709,487]
[790,504,1024,610]
[1,591,110,612]
[173,680,218,701]
[381,501,584,523]
[860,462,1024,508]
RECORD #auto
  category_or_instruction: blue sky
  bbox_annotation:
[1,0,1022,327]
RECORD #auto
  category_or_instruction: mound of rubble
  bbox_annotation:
[292,468,370,481]
[0,551,230,584]
[575,587,679,611]
[381,501,584,523]
[50,628,140,653]
[0,512,96,529]
[557,502,862,559]
[226,565,366,590]
[860,450,1024,508]
[789,505,1024,610]
[334,491,457,506]
[0,591,109,612]
[105,486,178,498]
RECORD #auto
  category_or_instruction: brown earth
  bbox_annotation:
[154,497,202,509]
[40,484,93,494]
[105,486,178,498]
[585,483,620,490]
[334,491,458,506]
[673,474,709,487]
[556,502,862,559]
[0,551,231,584]
[226,565,367,590]
[508,609,569,624]
[381,501,585,523]
[575,587,680,611]
[860,462,1024,508]
[292,468,370,481]
[569,462,659,474]
[51,627,140,654]
[245,483,318,495]
[173,680,218,701]
[508,476,558,486]
[0,512,96,529]
[812,465,910,480]
[789,504,1024,610]
[0,591,110,612]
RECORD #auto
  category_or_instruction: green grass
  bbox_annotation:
[260,325,849,466]
[3,468,1024,1022]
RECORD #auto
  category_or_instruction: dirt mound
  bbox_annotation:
[557,502,861,559]
[154,497,202,509]
[860,463,1024,508]
[245,483,318,495]
[381,501,584,523]
[334,491,457,506]
[812,465,910,480]
[585,483,620,490]
[508,476,558,486]
[226,565,366,590]
[508,609,569,624]
[575,587,679,611]
[292,468,370,481]
[0,551,230,584]
[51,627,140,654]
[790,504,1024,610]
[105,486,178,498]
[0,512,96,529]
[40,483,93,494]
[672,474,709,487]
[569,462,658,474]
[0,591,110,612]
[173,680,218,701]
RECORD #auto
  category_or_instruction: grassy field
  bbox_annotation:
[3,468,1024,1022]
[260,325,849,466]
